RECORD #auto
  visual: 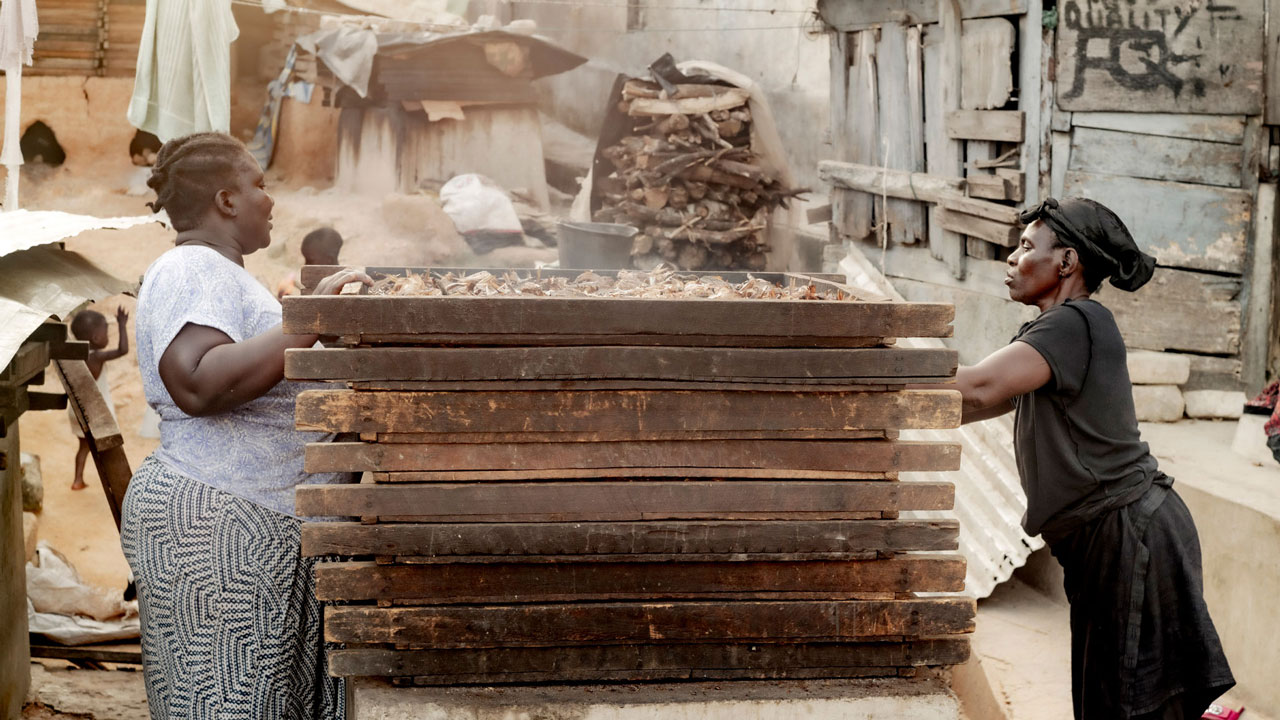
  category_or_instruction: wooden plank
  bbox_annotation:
[925,5,967,278]
[1268,0,1280,124]
[820,161,964,205]
[0,342,49,386]
[1070,112,1247,145]
[347,380,910,392]
[324,598,977,646]
[295,389,961,435]
[294,481,957,521]
[1241,183,1277,392]
[817,0,1028,30]
[1095,268,1241,355]
[303,439,962,474]
[1019,0,1045,207]
[1068,127,1242,188]
[28,643,142,665]
[938,208,1020,247]
[285,346,958,383]
[300,519,961,558]
[315,556,968,602]
[946,110,1023,142]
[282,295,956,341]
[939,195,1020,224]
[337,334,898,349]
[1056,0,1263,114]
[328,640,972,681]
[372,468,900,481]
[1050,131,1070,198]
[831,30,879,243]
[995,167,1025,202]
[50,360,130,530]
[964,173,1013,201]
[960,17,1015,110]
[370,430,893,443]
[1062,171,1252,274]
[877,23,928,246]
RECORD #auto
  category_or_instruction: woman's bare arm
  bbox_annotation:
[914,341,1051,424]
[157,269,369,417]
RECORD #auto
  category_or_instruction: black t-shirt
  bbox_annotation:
[1012,299,1159,536]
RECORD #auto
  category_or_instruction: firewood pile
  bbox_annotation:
[283,266,973,686]
[592,79,803,272]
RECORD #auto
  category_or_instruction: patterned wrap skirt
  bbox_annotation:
[120,456,344,719]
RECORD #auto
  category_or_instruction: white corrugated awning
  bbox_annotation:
[0,210,155,371]
[0,209,159,258]
[838,249,1044,599]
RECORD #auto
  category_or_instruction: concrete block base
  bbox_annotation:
[1127,350,1191,386]
[1184,391,1247,420]
[1230,414,1278,466]
[349,677,961,720]
[1132,385,1185,422]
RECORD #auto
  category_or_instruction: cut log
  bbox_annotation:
[818,161,964,204]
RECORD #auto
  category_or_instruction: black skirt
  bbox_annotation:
[1047,479,1235,719]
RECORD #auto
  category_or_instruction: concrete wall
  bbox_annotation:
[0,429,30,720]
[1179,481,1280,713]
[513,0,831,196]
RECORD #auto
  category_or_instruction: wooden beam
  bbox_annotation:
[1242,183,1277,391]
[1069,127,1244,189]
[302,439,963,475]
[300,519,961,558]
[324,598,978,646]
[819,161,963,204]
[294,480,958,521]
[946,110,1023,142]
[327,640,972,681]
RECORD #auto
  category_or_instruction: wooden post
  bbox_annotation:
[1245,183,1278,391]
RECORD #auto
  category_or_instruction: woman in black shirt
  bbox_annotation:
[940,197,1235,719]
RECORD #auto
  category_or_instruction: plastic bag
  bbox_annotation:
[439,174,524,235]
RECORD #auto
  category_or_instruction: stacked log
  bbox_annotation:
[284,266,972,686]
[593,80,801,272]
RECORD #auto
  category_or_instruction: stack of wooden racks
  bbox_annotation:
[283,268,974,686]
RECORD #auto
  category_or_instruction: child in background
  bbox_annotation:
[276,227,344,298]
[68,307,129,490]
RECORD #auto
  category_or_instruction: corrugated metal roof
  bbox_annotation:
[0,209,159,259]
[837,249,1044,599]
[0,210,149,371]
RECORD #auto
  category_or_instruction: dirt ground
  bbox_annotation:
[17,160,555,594]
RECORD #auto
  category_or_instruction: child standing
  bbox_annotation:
[276,227,344,299]
[68,307,129,490]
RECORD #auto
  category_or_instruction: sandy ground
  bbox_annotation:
[16,161,554,594]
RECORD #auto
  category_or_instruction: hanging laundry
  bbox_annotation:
[126,0,240,142]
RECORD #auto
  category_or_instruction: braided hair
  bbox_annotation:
[146,132,250,232]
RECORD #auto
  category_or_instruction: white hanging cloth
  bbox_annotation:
[0,0,39,210]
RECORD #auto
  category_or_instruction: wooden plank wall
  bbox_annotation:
[821,0,1034,280]
[821,0,1277,391]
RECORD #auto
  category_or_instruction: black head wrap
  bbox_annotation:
[1017,197,1156,292]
